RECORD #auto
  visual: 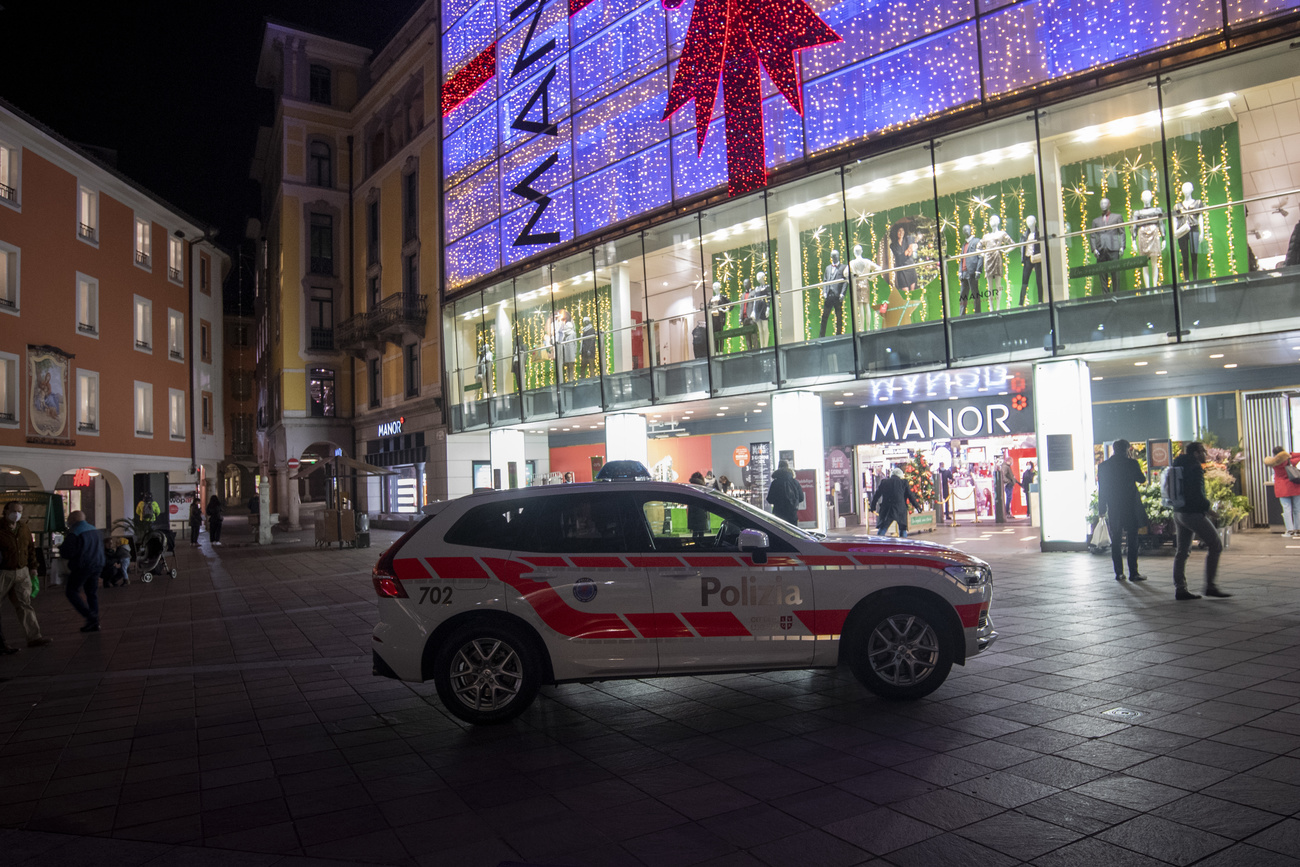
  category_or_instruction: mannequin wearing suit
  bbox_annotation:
[958,225,984,314]
[738,278,756,349]
[1174,182,1202,282]
[1019,215,1042,306]
[1091,197,1126,293]
[820,250,848,337]
[1133,189,1165,289]
[752,271,771,347]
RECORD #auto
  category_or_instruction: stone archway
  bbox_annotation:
[53,466,126,530]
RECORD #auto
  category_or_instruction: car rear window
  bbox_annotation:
[442,492,632,554]
[443,499,532,550]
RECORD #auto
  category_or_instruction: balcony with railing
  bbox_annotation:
[309,326,335,352]
[78,223,97,242]
[77,421,98,433]
[336,313,383,359]
[77,322,97,336]
[0,296,14,311]
[168,266,183,281]
[373,292,428,342]
[135,250,150,267]
[1,182,17,202]
[309,256,333,276]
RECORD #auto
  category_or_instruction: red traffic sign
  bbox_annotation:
[733,446,751,468]
[287,458,300,470]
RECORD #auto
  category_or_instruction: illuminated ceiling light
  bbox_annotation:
[1155,370,1168,375]
[753,409,762,413]
[1210,353,1224,358]
[834,400,844,406]
[1076,126,1101,143]
[719,406,729,410]
[756,401,767,407]
[683,410,693,415]
[716,412,725,417]
[903,400,912,404]
[1224,363,1238,369]
[1092,376,1103,381]
[1134,361,1148,366]
[842,391,853,396]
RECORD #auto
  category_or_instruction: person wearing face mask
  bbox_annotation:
[0,502,53,649]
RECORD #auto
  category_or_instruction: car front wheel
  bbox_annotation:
[848,599,954,700]
[432,623,541,724]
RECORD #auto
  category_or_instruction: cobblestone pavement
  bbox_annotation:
[3,515,1300,866]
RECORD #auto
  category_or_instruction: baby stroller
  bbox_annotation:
[137,527,177,583]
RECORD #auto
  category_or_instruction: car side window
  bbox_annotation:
[522,493,629,554]
[443,500,535,550]
[633,494,795,553]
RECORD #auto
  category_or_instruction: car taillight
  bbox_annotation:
[373,573,407,598]
[371,516,430,599]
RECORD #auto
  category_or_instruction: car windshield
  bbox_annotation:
[690,485,819,540]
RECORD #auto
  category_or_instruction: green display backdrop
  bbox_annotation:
[489,283,614,392]
[936,173,1040,314]
[709,242,772,353]
[793,222,849,339]
[847,206,942,328]
[1058,122,1246,296]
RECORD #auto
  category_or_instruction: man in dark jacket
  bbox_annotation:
[62,510,104,632]
[870,467,923,537]
[0,501,52,648]
[1097,440,1147,581]
[1171,441,1229,600]
[766,461,802,525]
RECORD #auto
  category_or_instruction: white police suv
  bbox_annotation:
[371,481,995,724]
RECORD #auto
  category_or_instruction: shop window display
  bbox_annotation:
[842,145,943,332]
[766,170,850,345]
[595,234,652,407]
[699,195,772,357]
[643,213,709,400]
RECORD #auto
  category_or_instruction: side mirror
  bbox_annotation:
[738,528,769,565]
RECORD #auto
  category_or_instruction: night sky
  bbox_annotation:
[0,0,418,273]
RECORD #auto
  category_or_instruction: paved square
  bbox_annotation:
[2,518,1299,865]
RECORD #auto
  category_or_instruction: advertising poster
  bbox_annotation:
[795,469,817,526]
[825,446,853,516]
[747,442,772,509]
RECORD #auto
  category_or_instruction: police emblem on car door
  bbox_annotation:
[630,492,814,672]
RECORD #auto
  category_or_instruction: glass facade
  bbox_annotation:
[440,0,1300,289]
[445,39,1300,433]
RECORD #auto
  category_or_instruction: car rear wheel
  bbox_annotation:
[433,623,540,724]
[848,599,953,700]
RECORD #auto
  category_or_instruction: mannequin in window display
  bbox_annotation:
[739,278,756,349]
[752,271,771,348]
[820,249,849,337]
[890,226,918,296]
[1090,197,1126,293]
[849,244,880,327]
[1133,190,1165,289]
[557,309,577,383]
[980,215,1013,305]
[710,281,727,338]
[1174,182,1203,282]
[475,341,493,397]
[958,225,984,314]
[1018,215,1042,306]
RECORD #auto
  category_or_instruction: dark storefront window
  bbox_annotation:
[309,368,336,417]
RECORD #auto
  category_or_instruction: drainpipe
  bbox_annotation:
[348,134,359,510]
[184,231,197,496]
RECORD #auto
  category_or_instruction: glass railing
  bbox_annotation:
[651,314,709,401]
[602,321,652,409]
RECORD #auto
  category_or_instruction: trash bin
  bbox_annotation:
[355,511,370,549]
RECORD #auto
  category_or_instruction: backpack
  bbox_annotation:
[1160,465,1185,509]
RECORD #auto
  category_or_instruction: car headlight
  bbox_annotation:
[944,564,991,586]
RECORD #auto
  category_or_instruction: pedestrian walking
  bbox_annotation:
[1264,446,1300,537]
[0,501,52,648]
[1171,441,1230,600]
[206,494,225,546]
[189,499,203,546]
[870,467,923,537]
[998,457,1018,517]
[766,460,802,525]
[1098,439,1147,582]
[61,510,104,632]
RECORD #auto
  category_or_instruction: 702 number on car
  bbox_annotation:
[417,586,454,605]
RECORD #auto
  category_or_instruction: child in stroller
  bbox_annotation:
[136,528,175,582]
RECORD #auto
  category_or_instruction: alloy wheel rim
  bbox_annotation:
[866,614,939,686]
[449,637,523,712]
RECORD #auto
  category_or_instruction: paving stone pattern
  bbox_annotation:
[3,517,1300,866]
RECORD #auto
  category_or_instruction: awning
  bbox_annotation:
[297,455,395,479]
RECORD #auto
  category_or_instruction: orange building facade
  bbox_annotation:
[0,100,224,528]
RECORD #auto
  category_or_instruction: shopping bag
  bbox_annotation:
[885,521,900,537]
[1286,462,1300,482]
[1089,520,1110,552]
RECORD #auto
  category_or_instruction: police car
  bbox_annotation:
[371,481,995,724]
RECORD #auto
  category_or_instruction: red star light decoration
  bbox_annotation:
[662,0,840,196]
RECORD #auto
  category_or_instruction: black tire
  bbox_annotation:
[432,622,541,724]
[847,598,954,700]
